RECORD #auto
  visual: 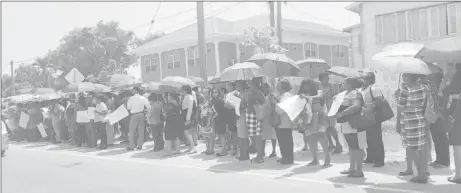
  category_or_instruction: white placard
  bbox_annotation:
[65,68,84,84]
[19,112,30,129]
[87,107,96,120]
[276,95,308,121]
[328,91,347,117]
[76,111,90,123]
[105,105,129,125]
[226,94,241,116]
[37,123,47,138]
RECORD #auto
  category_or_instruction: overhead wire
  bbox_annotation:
[145,2,162,38]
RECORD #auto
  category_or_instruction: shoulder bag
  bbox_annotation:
[370,85,395,123]
[346,90,377,129]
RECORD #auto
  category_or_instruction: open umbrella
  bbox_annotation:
[415,36,461,63]
[372,42,424,59]
[4,94,36,104]
[296,58,330,78]
[187,76,204,83]
[62,82,111,93]
[373,57,433,75]
[161,76,197,88]
[219,62,262,81]
[35,92,63,102]
[248,53,299,77]
[327,66,361,78]
[142,82,178,93]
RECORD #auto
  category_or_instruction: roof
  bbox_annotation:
[345,2,362,14]
[134,14,348,55]
[343,24,361,33]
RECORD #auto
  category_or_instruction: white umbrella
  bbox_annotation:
[372,57,433,75]
[372,42,424,59]
[161,76,197,88]
[416,36,461,62]
[219,62,262,81]
[248,53,299,77]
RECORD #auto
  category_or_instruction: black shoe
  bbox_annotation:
[373,163,385,168]
[363,159,374,164]
[126,147,134,151]
[136,146,143,150]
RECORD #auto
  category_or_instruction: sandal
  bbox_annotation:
[269,152,277,158]
[448,177,461,184]
[347,171,364,178]
[398,171,414,176]
[216,152,227,157]
[410,176,428,184]
[340,170,354,175]
[306,160,319,166]
[250,157,264,164]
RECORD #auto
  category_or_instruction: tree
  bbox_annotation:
[240,27,286,55]
[131,31,166,49]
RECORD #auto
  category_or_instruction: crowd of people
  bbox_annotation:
[2,63,460,184]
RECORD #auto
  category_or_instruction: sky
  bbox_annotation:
[1,2,359,76]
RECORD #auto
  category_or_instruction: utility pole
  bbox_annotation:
[269,2,275,35]
[276,1,283,46]
[197,1,208,86]
[10,61,15,95]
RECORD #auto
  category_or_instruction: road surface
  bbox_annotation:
[1,142,459,193]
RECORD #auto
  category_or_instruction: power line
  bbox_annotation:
[145,2,162,38]
[287,2,328,23]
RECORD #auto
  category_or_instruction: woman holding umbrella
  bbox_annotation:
[180,85,198,154]
[397,73,430,183]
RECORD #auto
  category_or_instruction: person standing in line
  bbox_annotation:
[397,73,430,184]
[104,93,115,146]
[200,87,217,155]
[74,94,88,147]
[318,73,343,153]
[274,79,296,165]
[86,94,98,148]
[113,93,122,137]
[25,102,44,142]
[120,92,131,143]
[224,82,239,156]
[148,93,165,152]
[126,87,150,151]
[50,99,65,144]
[335,77,366,178]
[65,94,77,145]
[180,85,198,154]
[299,78,331,167]
[211,87,228,156]
[164,92,183,156]
[443,63,461,184]
[94,95,108,150]
[360,72,386,168]
[244,77,266,163]
[261,83,277,158]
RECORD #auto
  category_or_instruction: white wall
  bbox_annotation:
[349,27,363,69]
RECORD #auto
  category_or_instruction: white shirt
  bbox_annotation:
[192,91,198,106]
[127,94,150,114]
[94,102,108,122]
[182,94,194,121]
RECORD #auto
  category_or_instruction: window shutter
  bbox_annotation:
[439,5,448,36]
[413,9,420,40]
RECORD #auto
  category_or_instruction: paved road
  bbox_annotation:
[1,142,459,193]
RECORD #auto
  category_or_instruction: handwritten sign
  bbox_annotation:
[276,95,308,121]
[226,94,242,116]
[87,107,96,120]
[76,111,90,123]
[105,105,129,125]
[37,123,47,138]
[328,91,346,117]
[19,112,29,129]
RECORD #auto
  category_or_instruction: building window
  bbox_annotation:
[383,13,396,43]
[405,11,414,40]
[333,45,345,58]
[187,47,196,66]
[149,57,157,71]
[430,7,440,37]
[143,56,151,72]
[304,43,318,58]
[375,15,384,44]
[396,12,407,41]
[239,45,245,56]
[420,9,429,38]
[167,50,181,69]
[448,3,459,34]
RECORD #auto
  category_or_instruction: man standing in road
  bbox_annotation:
[126,87,150,151]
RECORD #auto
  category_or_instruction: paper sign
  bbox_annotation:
[226,95,242,116]
[76,111,90,123]
[37,123,47,138]
[328,91,347,117]
[87,107,96,120]
[19,112,30,129]
[277,95,308,121]
[105,105,129,125]
[65,68,84,84]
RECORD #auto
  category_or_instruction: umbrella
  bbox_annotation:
[161,76,197,88]
[248,53,299,77]
[62,82,111,93]
[142,82,178,93]
[296,58,330,78]
[372,42,424,59]
[327,66,361,78]
[415,36,461,62]
[32,88,57,95]
[372,57,433,75]
[4,94,36,104]
[35,92,63,102]
[219,62,262,81]
[187,76,204,83]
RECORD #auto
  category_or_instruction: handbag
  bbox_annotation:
[370,86,394,123]
[424,93,438,124]
[269,95,281,128]
[345,91,376,129]
[252,90,266,121]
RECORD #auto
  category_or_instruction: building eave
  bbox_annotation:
[343,24,361,33]
[284,27,350,38]
[345,2,362,14]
